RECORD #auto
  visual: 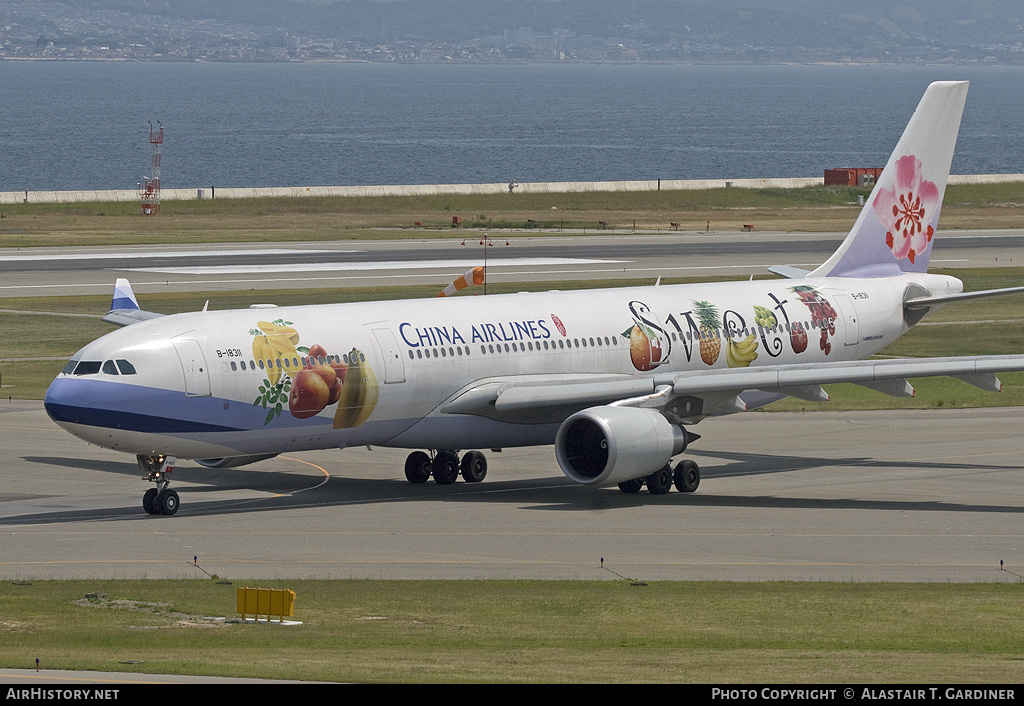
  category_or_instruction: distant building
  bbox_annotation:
[825,167,883,187]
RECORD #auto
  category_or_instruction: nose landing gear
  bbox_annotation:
[138,455,180,515]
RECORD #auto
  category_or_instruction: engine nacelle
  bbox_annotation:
[555,405,686,486]
[195,453,279,469]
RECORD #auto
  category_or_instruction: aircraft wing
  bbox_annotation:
[101,278,165,327]
[102,309,164,327]
[667,355,1024,398]
[444,354,1024,420]
[443,375,654,418]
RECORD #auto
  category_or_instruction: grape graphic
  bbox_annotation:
[791,286,838,356]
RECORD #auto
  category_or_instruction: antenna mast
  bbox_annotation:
[140,121,163,215]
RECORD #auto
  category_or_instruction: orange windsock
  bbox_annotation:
[436,266,485,297]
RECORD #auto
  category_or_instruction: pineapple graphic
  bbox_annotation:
[693,300,721,366]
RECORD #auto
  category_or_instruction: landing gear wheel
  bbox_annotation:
[432,451,460,485]
[143,488,159,515]
[674,460,700,493]
[139,454,178,516]
[646,466,673,495]
[404,451,432,484]
[157,488,180,516]
[460,450,487,483]
[617,478,643,494]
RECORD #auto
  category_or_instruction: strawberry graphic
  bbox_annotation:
[790,324,808,354]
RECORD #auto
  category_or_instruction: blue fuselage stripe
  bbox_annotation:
[44,402,244,434]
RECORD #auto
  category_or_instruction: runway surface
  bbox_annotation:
[3,401,1022,583]
[2,228,1022,298]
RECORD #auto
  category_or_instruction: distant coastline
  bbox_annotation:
[5,0,1022,67]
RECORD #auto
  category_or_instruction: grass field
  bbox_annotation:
[2,182,1023,247]
[3,579,1023,683]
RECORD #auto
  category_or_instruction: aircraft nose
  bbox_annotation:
[44,375,94,428]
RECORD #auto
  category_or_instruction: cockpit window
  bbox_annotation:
[116,359,137,375]
[102,360,119,375]
[72,361,102,376]
[62,360,79,375]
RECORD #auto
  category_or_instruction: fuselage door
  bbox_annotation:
[832,294,861,346]
[371,327,406,384]
[173,339,212,396]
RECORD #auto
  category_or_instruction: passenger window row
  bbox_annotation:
[221,353,350,375]
[406,335,622,361]
[675,317,835,341]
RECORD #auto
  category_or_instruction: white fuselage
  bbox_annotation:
[43,272,961,460]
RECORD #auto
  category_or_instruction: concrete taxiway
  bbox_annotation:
[3,400,1022,583]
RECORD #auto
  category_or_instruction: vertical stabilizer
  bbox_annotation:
[810,81,968,278]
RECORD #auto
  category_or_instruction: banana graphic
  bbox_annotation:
[333,347,380,429]
[252,336,283,385]
[257,321,299,345]
[725,334,759,368]
[251,321,301,385]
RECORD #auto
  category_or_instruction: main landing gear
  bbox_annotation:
[137,455,180,515]
[617,459,700,495]
[404,449,488,485]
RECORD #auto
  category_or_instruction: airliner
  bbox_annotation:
[44,81,1024,515]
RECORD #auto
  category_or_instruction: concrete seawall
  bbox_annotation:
[2,174,1021,205]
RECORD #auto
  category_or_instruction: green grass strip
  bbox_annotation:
[2,579,1023,683]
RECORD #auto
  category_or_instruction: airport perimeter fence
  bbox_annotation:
[1,174,1021,206]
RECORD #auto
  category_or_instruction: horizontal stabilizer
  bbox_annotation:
[767,265,812,279]
[905,285,1024,309]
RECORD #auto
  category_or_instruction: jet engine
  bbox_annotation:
[554,405,686,486]
[195,453,280,469]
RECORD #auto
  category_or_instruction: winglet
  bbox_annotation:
[811,81,969,279]
[102,279,164,327]
[110,278,140,311]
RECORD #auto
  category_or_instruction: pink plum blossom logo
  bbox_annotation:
[872,154,940,264]
[551,314,567,337]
